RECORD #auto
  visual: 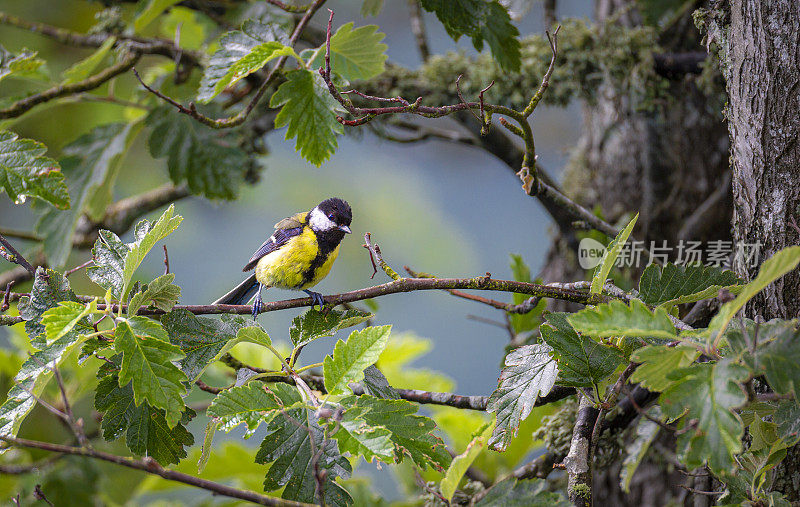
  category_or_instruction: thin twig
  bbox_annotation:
[407,0,430,60]
[162,245,170,275]
[1,436,313,506]
[1,281,13,312]
[0,233,36,275]
[51,362,90,448]
[65,260,93,278]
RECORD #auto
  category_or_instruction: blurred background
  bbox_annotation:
[0,0,591,502]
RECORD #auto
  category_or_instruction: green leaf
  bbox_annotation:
[361,0,384,16]
[660,360,748,473]
[17,268,80,349]
[86,229,128,297]
[591,213,638,293]
[127,273,181,317]
[36,122,142,268]
[350,395,451,471]
[486,344,558,451]
[307,23,387,81]
[146,106,250,199]
[121,204,182,300]
[734,319,800,398]
[134,0,182,32]
[774,401,800,447]
[0,44,45,82]
[0,270,85,440]
[198,19,292,103]
[207,383,297,438]
[630,344,699,392]
[474,478,570,506]
[638,263,743,307]
[269,69,344,166]
[115,318,187,428]
[289,307,373,349]
[540,312,625,387]
[328,404,394,463]
[162,309,259,381]
[709,246,800,338]
[360,364,399,399]
[257,407,353,506]
[420,0,521,72]
[95,371,194,465]
[41,300,97,344]
[324,325,391,395]
[61,37,116,84]
[0,129,67,208]
[441,423,493,501]
[620,406,662,493]
[568,299,677,343]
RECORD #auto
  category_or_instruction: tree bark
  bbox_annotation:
[727,0,800,500]
[728,0,800,319]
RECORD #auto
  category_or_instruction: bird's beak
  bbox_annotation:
[338,225,352,234]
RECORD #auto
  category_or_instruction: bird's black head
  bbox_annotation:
[309,198,352,234]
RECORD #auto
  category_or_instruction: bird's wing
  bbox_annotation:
[242,212,307,272]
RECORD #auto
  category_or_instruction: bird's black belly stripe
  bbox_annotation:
[298,229,346,287]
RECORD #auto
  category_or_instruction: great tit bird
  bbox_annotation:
[213,198,352,318]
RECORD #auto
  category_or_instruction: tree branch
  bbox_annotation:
[0,51,140,119]
[562,395,598,507]
[0,233,36,276]
[0,436,313,506]
[407,0,430,61]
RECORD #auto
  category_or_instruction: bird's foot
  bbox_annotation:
[303,290,326,310]
[252,291,263,320]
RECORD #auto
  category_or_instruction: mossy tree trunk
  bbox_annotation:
[726,0,800,500]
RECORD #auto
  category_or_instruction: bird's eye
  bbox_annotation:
[328,213,335,220]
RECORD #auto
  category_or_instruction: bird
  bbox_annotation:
[213,198,352,318]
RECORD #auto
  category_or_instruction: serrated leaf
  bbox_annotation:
[197,19,290,102]
[127,273,181,317]
[638,263,743,307]
[486,344,557,451]
[0,44,45,82]
[307,23,387,81]
[475,478,570,506]
[361,0,384,16]
[420,0,521,72]
[730,319,800,398]
[709,246,800,338]
[660,360,748,473]
[360,364,399,399]
[146,106,249,199]
[36,122,141,268]
[568,299,677,343]
[115,318,187,427]
[591,213,638,293]
[17,268,80,349]
[350,395,451,470]
[162,309,259,381]
[95,371,194,465]
[630,344,699,392]
[62,37,116,84]
[86,229,128,297]
[121,204,182,300]
[540,312,625,387]
[41,300,97,344]
[257,407,352,506]
[0,270,85,440]
[328,404,394,463]
[0,129,67,208]
[207,383,297,438]
[620,406,662,493]
[441,423,493,501]
[134,0,182,32]
[289,307,373,348]
[324,325,391,395]
[774,401,800,447]
[269,69,344,166]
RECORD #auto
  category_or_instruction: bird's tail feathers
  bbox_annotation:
[213,274,261,305]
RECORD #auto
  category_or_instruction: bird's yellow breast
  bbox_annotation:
[254,227,340,290]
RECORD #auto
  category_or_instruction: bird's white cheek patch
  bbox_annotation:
[309,207,337,231]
